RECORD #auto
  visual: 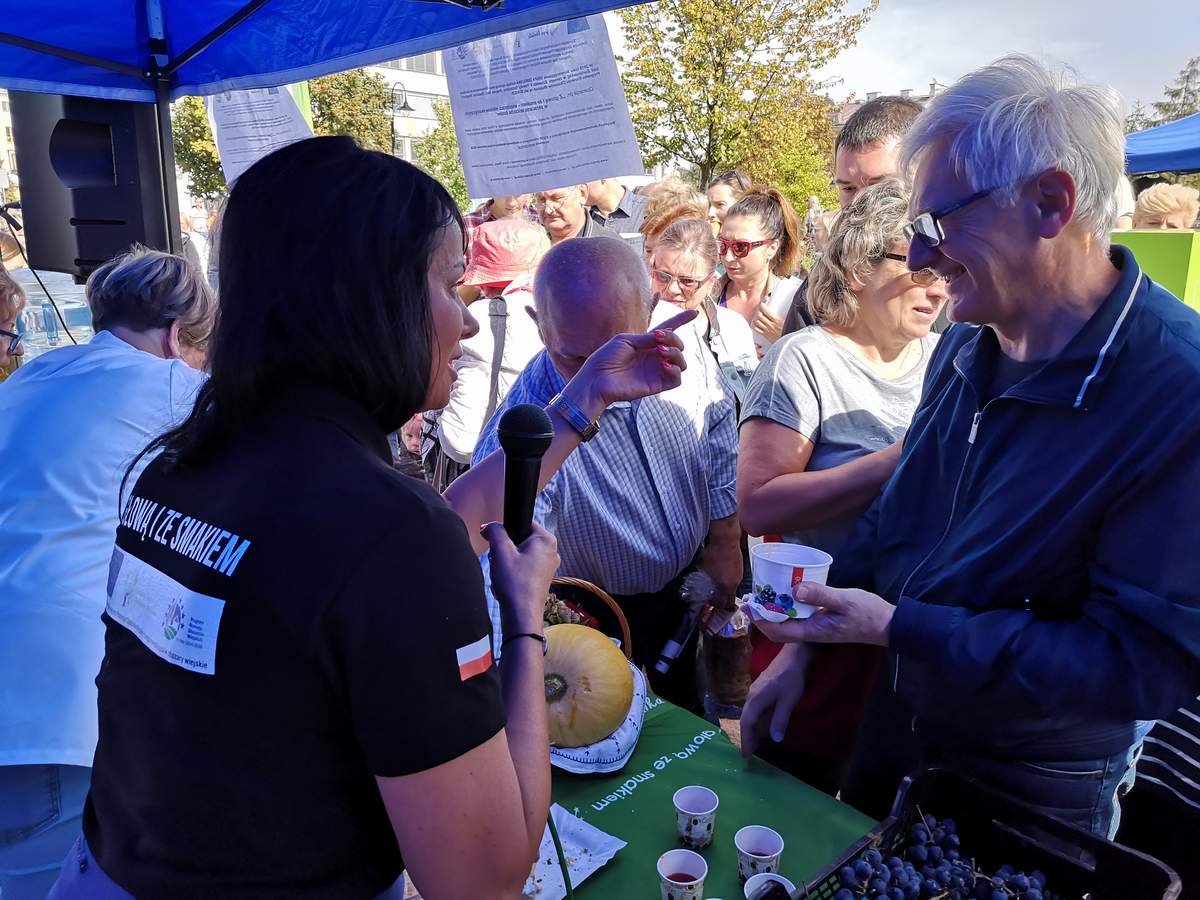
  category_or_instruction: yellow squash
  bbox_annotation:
[543,624,634,747]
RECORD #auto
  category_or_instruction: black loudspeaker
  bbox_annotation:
[9,91,173,280]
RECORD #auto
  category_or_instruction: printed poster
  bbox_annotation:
[443,16,644,197]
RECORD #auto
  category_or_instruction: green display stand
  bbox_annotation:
[1111,230,1200,310]
[550,695,875,897]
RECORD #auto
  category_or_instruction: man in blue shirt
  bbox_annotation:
[475,237,741,710]
[743,55,1200,837]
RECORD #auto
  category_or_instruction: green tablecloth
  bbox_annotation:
[551,695,875,897]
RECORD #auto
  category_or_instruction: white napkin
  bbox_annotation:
[522,804,627,899]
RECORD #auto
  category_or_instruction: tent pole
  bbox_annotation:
[0,31,144,77]
[147,0,180,255]
[154,77,181,256]
[163,0,274,77]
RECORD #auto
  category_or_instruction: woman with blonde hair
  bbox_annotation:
[717,188,804,352]
[1133,182,1199,230]
[736,178,947,794]
[650,217,757,400]
[640,198,709,262]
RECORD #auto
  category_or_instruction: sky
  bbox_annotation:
[810,0,1196,112]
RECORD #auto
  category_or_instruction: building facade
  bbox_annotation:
[367,51,451,162]
[829,80,946,130]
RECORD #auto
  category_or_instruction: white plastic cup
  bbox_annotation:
[734,825,784,884]
[749,543,833,619]
[743,872,795,898]
[657,848,707,900]
[672,785,719,849]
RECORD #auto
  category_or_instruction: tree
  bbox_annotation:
[618,0,876,190]
[740,89,839,211]
[172,96,226,200]
[1151,56,1200,126]
[310,68,392,152]
[413,100,471,210]
[1125,99,1153,135]
[1130,58,1200,191]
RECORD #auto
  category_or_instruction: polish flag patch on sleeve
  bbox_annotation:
[456,635,493,682]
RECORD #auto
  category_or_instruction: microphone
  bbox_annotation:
[497,404,555,544]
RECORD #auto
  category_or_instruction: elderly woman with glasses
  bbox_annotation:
[735,177,946,795]
[649,217,758,401]
[0,269,25,380]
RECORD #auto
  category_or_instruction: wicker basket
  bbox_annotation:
[549,576,633,660]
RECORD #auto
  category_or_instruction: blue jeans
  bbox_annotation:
[927,740,1144,838]
[0,765,91,900]
[47,836,409,899]
[45,837,133,900]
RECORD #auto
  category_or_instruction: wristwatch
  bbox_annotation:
[549,392,600,442]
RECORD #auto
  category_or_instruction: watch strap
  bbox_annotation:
[549,393,600,442]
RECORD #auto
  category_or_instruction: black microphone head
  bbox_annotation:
[498,404,554,459]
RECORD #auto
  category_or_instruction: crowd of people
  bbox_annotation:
[0,52,1198,900]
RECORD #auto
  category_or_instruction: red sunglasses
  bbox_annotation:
[717,238,773,259]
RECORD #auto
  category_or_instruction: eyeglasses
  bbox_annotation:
[717,238,773,259]
[904,187,997,249]
[0,328,21,354]
[534,195,570,212]
[652,268,708,294]
[881,253,948,287]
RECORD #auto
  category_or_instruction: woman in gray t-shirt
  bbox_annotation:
[735,178,948,793]
[738,178,947,549]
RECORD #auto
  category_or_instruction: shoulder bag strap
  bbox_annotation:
[483,297,508,425]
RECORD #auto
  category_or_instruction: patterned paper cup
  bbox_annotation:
[657,848,708,900]
[734,825,784,884]
[743,871,796,898]
[749,543,833,620]
[672,785,719,849]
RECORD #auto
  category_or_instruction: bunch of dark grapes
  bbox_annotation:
[830,814,1047,900]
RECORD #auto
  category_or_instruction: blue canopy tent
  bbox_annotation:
[0,0,643,256]
[1126,112,1200,175]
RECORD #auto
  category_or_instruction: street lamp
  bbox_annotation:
[390,82,414,157]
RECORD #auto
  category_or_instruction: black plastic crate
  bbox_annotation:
[801,767,1181,900]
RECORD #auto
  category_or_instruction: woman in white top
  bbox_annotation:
[735,177,947,795]
[650,217,757,402]
[423,218,549,489]
[717,188,804,353]
[0,248,211,900]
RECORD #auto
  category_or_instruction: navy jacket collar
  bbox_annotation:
[953,245,1146,410]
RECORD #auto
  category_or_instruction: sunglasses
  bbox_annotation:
[0,328,21,354]
[652,268,708,294]
[717,238,773,259]
[881,253,948,287]
[903,187,996,249]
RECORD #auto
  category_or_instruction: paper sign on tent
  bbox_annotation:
[443,15,644,198]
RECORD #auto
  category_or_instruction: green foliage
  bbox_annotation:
[172,95,226,200]
[1125,99,1153,135]
[310,68,392,152]
[1151,56,1200,126]
[618,0,876,192]
[740,90,839,211]
[413,100,471,210]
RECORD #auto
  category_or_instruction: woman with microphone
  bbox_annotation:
[49,136,693,900]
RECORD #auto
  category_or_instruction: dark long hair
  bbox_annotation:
[138,135,461,477]
[726,188,802,277]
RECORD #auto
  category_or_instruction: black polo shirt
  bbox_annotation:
[84,384,505,898]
